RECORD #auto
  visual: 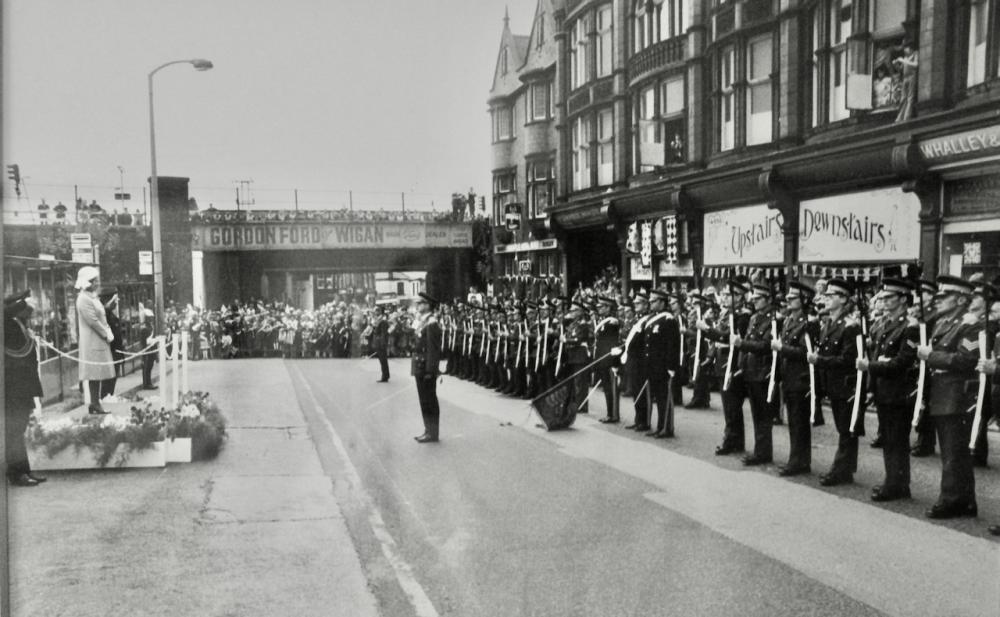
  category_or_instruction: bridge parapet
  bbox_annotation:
[190,208,468,225]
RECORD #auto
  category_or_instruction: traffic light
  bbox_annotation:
[7,164,21,196]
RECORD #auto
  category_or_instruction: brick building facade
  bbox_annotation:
[491,0,1000,292]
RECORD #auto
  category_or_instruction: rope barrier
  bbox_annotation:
[34,336,161,365]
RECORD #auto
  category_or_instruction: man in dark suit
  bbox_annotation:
[372,306,390,382]
[412,293,443,443]
[5,290,46,486]
[856,278,918,501]
[808,279,863,487]
[772,281,821,476]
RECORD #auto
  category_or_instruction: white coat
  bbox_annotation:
[76,290,115,381]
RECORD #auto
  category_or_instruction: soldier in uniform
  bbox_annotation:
[523,301,540,399]
[669,292,688,407]
[808,279,863,487]
[917,276,980,518]
[561,300,594,413]
[621,290,652,430]
[698,280,752,455]
[976,294,1000,534]
[5,290,46,486]
[856,278,919,501]
[372,305,391,383]
[772,281,820,476]
[967,278,996,467]
[685,293,712,409]
[618,298,637,397]
[910,279,938,457]
[643,289,681,438]
[732,284,777,466]
[412,292,442,443]
[593,296,621,423]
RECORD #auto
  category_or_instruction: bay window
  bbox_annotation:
[634,1,650,53]
[661,75,686,163]
[636,86,661,171]
[597,108,615,185]
[526,160,554,218]
[719,45,735,151]
[492,170,517,226]
[492,105,513,142]
[530,82,552,121]
[572,116,591,190]
[659,0,686,40]
[746,34,773,146]
[597,5,614,78]
[570,16,590,90]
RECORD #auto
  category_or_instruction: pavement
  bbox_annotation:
[9,358,1000,616]
[9,360,379,617]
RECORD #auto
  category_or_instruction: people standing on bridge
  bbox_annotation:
[74,266,115,415]
[372,305,390,382]
[412,292,442,444]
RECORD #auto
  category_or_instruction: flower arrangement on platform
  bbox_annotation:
[163,391,228,461]
[27,406,165,467]
[27,391,228,468]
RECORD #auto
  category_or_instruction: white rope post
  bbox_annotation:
[181,331,190,395]
[849,335,864,433]
[970,330,988,449]
[911,323,927,428]
[805,334,817,424]
[171,332,180,409]
[158,335,167,397]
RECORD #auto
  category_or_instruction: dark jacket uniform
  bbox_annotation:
[866,313,919,407]
[814,313,861,400]
[643,311,681,434]
[779,313,820,394]
[594,316,621,359]
[412,314,442,439]
[5,314,43,478]
[738,309,776,383]
[704,308,752,380]
[926,313,981,417]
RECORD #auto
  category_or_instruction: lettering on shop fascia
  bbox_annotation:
[729,211,784,260]
[800,209,887,252]
[919,126,1000,162]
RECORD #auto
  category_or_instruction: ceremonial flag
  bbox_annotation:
[531,353,612,430]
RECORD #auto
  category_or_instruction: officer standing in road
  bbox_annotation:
[772,281,820,477]
[685,293,713,409]
[856,278,919,501]
[911,279,939,457]
[916,276,981,518]
[732,284,777,466]
[621,290,652,431]
[373,305,391,383]
[976,293,1000,534]
[808,279,862,487]
[644,289,681,438]
[412,292,442,443]
[698,280,751,455]
[562,300,594,413]
[594,296,621,423]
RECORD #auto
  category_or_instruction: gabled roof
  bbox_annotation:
[488,10,528,99]
[519,0,559,78]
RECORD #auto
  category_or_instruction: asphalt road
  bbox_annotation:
[288,357,1000,617]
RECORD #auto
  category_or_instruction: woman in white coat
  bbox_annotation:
[75,266,114,414]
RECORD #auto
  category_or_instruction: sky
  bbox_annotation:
[2,0,535,221]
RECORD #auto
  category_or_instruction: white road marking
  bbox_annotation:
[294,366,440,617]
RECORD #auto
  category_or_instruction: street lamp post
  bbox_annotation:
[148,58,213,335]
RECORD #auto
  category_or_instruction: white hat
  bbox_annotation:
[74,266,100,290]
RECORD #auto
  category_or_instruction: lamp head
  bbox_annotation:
[191,59,213,71]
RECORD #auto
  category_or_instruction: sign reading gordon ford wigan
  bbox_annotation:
[192,222,473,251]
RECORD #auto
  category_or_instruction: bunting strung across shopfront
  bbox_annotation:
[640,221,653,267]
[663,215,678,264]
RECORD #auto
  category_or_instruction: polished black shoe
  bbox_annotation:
[778,465,810,477]
[376,378,389,383]
[654,431,674,439]
[598,417,620,424]
[742,455,771,467]
[644,429,659,437]
[9,474,39,487]
[140,384,156,390]
[26,473,47,484]
[714,445,742,456]
[869,437,884,449]
[88,403,109,415]
[973,458,989,469]
[632,424,651,432]
[624,423,638,429]
[819,473,852,487]
[988,525,1000,536]
[910,447,935,458]
[812,417,825,427]
[415,434,439,443]
[870,486,910,502]
[925,502,977,519]
[684,401,710,410]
